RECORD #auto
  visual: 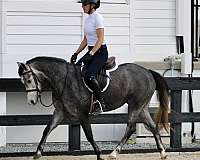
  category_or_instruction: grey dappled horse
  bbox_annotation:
[17,56,169,160]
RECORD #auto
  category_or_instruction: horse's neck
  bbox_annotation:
[33,62,68,92]
[41,63,83,94]
[67,64,85,91]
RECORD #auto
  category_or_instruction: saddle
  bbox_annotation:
[82,56,116,92]
[81,57,116,113]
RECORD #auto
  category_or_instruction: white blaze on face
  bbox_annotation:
[26,69,44,105]
[21,75,38,105]
[21,69,42,105]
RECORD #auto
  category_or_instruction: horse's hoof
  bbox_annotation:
[33,151,42,159]
[160,151,167,159]
[161,155,167,160]
[107,155,116,160]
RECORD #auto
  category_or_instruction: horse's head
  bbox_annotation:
[17,62,42,105]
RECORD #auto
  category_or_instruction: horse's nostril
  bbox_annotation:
[30,100,35,105]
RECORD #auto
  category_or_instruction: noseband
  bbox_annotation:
[21,66,41,93]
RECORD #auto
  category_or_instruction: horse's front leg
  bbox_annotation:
[80,117,103,160]
[33,109,64,159]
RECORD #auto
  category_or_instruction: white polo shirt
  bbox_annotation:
[84,11,105,46]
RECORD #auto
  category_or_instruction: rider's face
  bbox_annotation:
[82,4,90,13]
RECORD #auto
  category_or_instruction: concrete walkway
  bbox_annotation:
[1,152,200,160]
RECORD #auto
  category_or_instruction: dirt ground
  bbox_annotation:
[1,152,200,160]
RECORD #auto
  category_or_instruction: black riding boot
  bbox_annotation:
[89,76,106,115]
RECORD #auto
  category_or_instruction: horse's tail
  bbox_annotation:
[149,70,170,132]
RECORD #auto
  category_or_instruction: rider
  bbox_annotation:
[70,0,108,115]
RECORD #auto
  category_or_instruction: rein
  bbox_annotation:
[45,62,69,107]
[38,94,53,107]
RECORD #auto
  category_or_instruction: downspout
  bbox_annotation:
[190,0,196,143]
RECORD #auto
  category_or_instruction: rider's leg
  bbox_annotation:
[86,46,108,115]
[89,76,106,114]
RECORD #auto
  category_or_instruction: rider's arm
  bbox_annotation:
[75,35,87,54]
[89,28,104,55]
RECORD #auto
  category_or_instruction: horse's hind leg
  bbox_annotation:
[80,117,103,160]
[108,108,139,160]
[33,109,64,159]
[140,108,167,159]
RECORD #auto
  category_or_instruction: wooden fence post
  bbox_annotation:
[170,90,182,148]
[68,124,81,151]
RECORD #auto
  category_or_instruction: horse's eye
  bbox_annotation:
[27,80,31,83]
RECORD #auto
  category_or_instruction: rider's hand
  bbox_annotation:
[70,53,78,64]
[82,52,93,65]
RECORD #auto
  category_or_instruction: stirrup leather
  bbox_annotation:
[94,100,104,112]
[89,99,103,115]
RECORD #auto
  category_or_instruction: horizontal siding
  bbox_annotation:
[4,0,129,14]
[7,15,82,25]
[135,0,175,10]
[3,0,130,78]
[135,28,175,36]
[135,45,176,54]
[134,0,176,61]
[7,35,129,45]
[135,19,176,28]
[7,26,82,34]
[135,10,176,19]
[135,47,177,62]
[7,35,81,45]
[135,36,176,45]
[4,1,80,13]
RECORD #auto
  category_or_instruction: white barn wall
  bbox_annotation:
[134,0,176,61]
[3,0,131,78]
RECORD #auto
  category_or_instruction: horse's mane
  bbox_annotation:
[26,56,67,64]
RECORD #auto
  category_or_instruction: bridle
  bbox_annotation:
[21,63,69,108]
[21,65,41,93]
[21,65,53,107]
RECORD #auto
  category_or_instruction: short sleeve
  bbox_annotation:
[95,14,104,29]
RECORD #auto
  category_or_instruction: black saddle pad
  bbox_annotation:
[82,66,108,91]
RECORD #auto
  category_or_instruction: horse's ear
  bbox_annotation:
[17,62,27,70]
[17,62,27,76]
